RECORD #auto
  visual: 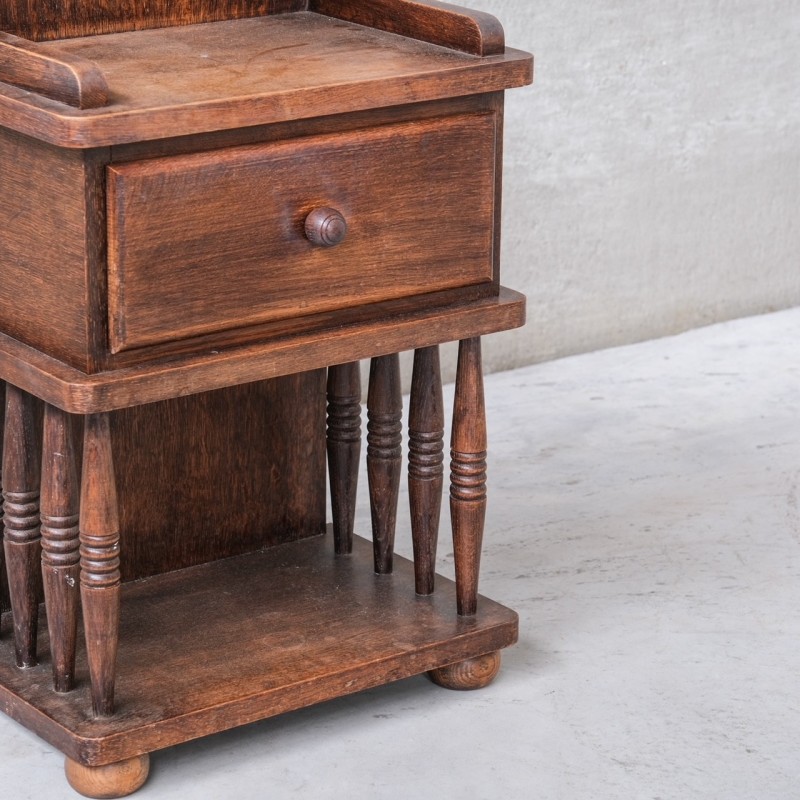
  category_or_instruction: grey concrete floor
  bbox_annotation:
[3,309,800,798]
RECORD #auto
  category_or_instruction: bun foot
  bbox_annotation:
[428,651,501,690]
[65,753,150,799]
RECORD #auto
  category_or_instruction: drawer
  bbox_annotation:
[106,113,497,354]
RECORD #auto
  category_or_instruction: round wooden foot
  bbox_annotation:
[428,651,501,690]
[65,753,150,799]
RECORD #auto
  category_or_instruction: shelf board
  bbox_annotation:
[0,533,518,766]
[0,287,526,414]
[0,12,532,147]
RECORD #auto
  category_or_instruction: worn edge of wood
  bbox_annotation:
[0,49,533,148]
[83,622,517,766]
[309,0,505,56]
[0,32,108,109]
[0,288,526,414]
[0,539,518,766]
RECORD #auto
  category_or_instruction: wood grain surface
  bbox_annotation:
[41,404,81,693]
[408,346,445,595]
[0,15,532,148]
[0,0,304,41]
[310,0,505,56]
[79,413,122,717]
[0,534,517,766]
[367,354,403,574]
[326,363,362,555]
[2,384,42,668]
[0,32,108,108]
[428,650,501,690]
[0,127,103,371]
[65,753,150,798]
[0,288,526,414]
[450,337,487,616]
[111,374,326,581]
[107,113,495,352]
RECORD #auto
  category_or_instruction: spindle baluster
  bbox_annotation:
[367,354,402,574]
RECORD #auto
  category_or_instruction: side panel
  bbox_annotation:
[111,372,327,582]
[0,128,95,370]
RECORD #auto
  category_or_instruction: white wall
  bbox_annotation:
[432,0,800,382]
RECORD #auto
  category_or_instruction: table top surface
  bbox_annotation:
[41,13,476,110]
[0,11,531,147]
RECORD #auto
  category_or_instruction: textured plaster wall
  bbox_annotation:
[413,0,800,386]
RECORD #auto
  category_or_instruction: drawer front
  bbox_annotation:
[106,113,496,354]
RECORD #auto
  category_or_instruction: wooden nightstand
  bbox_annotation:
[0,3,532,796]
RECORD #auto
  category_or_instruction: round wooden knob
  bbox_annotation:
[305,207,347,247]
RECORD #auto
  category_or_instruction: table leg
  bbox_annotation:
[428,652,501,690]
[65,753,150,799]
[367,354,402,574]
[80,413,120,717]
[408,346,444,596]
[450,337,487,617]
[3,384,41,668]
[326,362,362,556]
[429,338,501,691]
[41,404,80,692]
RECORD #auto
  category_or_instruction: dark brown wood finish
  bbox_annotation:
[367,354,403,575]
[0,381,4,614]
[310,0,505,55]
[450,337,487,617]
[112,374,326,581]
[0,32,108,108]
[79,413,121,717]
[0,15,532,148]
[0,288,526,415]
[110,92,499,164]
[0,0,306,41]
[0,93,509,378]
[106,113,495,353]
[305,207,348,248]
[326,364,361,556]
[0,128,104,372]
[2,383,41,668]
[65,754,150,799]
[408,346,445,596]
[41,404,81,693]
[428,651,501,690]
[0,535,518,766]
[0,3,531,789]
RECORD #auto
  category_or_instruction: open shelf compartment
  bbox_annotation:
[0,533,518,766]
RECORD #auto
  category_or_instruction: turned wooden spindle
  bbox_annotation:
[326,362,362,555]
[408,346,444,595]
[0,381,3,593]
[80,413,121,717]
[41,404,80,693]
[450,337,487,616]
[367,354,402,574]
[3,384,41,668]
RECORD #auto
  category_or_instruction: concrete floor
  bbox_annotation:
[3,309,800,799]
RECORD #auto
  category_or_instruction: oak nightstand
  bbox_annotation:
[0,3,532,796]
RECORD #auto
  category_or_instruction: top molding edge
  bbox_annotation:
[308,0,506,56]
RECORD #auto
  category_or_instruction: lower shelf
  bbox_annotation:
[0,533,518,766]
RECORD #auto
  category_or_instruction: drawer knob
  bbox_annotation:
[305,207,347,247]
